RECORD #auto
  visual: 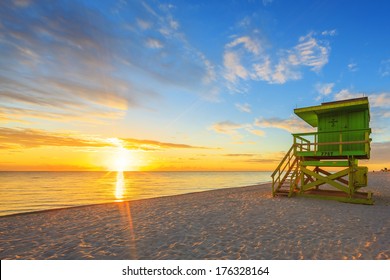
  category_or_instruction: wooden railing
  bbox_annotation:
[271,144,300,196]
[292,128,371,158]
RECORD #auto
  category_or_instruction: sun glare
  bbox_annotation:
[109,146,140,172]
[114,154,128,172]
[105,138,143,172]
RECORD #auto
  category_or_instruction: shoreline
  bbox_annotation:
[0,173,389,260]
[0,182,272,218]
[0,171,272,217]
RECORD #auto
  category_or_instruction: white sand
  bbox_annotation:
[0,173,389,260]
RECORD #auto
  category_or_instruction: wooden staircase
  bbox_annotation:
[271,144,300,197]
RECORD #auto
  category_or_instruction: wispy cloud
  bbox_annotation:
[235,103,252,113]
[211,121,249,136]
[315,82,335,100]
[247,129,265,137]
[211,120,265,139]
[226,36,261,55]
[223,32,330,88]
[296,33,330,71]
[321,29,337,36]
[333,89,363,101]
[255,117,313,133]
[146,38,164,49]
[348,62,358,72]
[223,51,249,84]
[223,35,263,89]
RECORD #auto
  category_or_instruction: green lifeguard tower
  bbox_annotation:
[271,97,373,204]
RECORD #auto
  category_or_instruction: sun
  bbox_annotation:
[110,147,139,172]
[105,138,142,171]
[114,153,128,172]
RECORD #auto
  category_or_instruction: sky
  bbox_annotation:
[0,0,389,171]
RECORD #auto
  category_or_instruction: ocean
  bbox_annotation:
[0,171,272,216]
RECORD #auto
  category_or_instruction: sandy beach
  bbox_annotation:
[0,172,389,260]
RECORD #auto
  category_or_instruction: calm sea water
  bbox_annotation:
[0,171,272,216]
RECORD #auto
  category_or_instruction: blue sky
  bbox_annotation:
[0,0,389,171]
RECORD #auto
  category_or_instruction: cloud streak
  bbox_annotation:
[0,1,137,124]
[0,127,214,151]
[121,138,214,151]
[0,127,110,149]
[235,103,252,113]
[255,117,313,133]
[211,120,265,139]
[0,0,217,125]
[211,121,249,137]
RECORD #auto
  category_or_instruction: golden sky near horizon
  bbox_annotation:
[1,0,389,171]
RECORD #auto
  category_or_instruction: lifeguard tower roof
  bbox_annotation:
[294,97,369,127]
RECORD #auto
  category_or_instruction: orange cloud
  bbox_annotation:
[255,116,312,133]
[121,138,214,151]
[0,128,109,149]
[0,127,215,151]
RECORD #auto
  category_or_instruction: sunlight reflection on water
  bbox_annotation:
[115,171,125,202]
[0,171,272,216]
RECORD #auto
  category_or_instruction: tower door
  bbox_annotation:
[318,112,348,152]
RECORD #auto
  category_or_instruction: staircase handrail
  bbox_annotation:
[271,144,298,196]
[271,144,295,178]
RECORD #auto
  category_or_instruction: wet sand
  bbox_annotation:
[0,173,389,260]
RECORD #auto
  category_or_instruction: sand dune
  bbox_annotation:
[0,173,389,260]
